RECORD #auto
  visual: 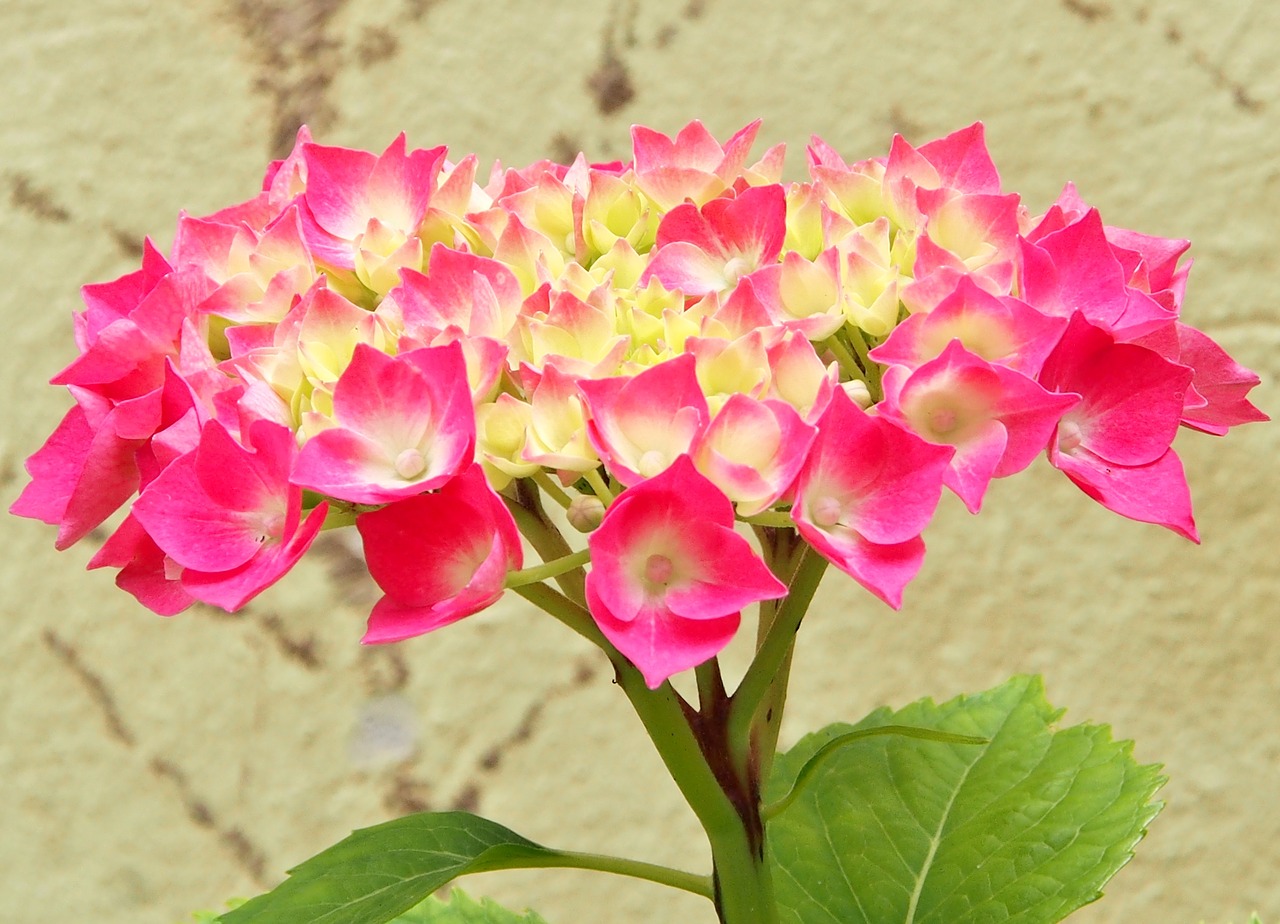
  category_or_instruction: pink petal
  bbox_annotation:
[133,451,265,572]
[1041,314,1191,466]
[640,241,732,298]
[702,184,787,265]
[10,404,92,528]
[87,515,195,616]
[293,342,475,504]
[587,581,741,690]
[916,122,1002,194]
[1175,324,1268,435]
[362,536,513,643]
[303,142,377,241]
[1030,210,1129,328]
[800,391,953,545]
[182,502,328,610]
[872,275,1067,376]
[356,465,521,637]
[1050,443,1198,542]
[584,457,783,684]
[793,517,925,610]
[692,394,816,515]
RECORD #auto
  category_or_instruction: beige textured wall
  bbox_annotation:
[2,1,1276,922]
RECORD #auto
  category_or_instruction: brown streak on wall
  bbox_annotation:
[43,630,135,748]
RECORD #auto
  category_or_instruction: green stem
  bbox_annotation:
[705,824,780,924]
[492,849,714,899]
[508,495,790,923]
[841,325,882,401]
[510,582,607,649]
[583,467,615,505]
[532,470,573,508]
[739,510,793,529]
[319,508,357,531]
[742,531,805,787]
[728,546,828,763]
[504,549,591,589]
[505,483,586,603]
[751,644,794,787]
[822,333,865,382]
[512,584,740,828]
[514,579,763,921]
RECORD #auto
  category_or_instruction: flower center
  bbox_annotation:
[1057,420,1083,454]
[637,450,667,478]
[394,447,427,479]
[255,512,285,544]
[928,406,959,436]
[644,553,675,587]
[722,256,752,287]
[813,495,843,528]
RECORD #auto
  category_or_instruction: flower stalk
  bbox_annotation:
[511,498,830,922]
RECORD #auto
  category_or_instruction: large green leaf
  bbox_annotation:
[392,889,548,923]
[766,675,1164,924]
[219,812,566,924]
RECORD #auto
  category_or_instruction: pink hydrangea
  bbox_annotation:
[10,118,1263,670]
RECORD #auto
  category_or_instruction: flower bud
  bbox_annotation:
[567,494,606,533]
[841,379,873,409]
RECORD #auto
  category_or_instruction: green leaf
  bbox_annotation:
[391,888,549,923]
[765,675,1164,924]
[763,725,989,822]
[219,812,569,924]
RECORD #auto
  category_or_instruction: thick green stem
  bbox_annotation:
[728,545,828,770]
[706,823,780,924]
[508,494,801,924]
[510,582,606,649]
[512,582,746,845]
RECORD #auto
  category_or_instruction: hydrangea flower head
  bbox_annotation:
[12,119,1264,684]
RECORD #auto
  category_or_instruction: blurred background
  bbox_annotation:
[2,1,1276,921]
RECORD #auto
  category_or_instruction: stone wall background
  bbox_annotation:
[2,1,1276,921]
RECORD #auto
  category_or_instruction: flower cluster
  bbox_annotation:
[13,121,1265,687]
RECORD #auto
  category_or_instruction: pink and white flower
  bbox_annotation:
[130,419,327,610]
[12,120,1262,645]
[585,456,786,688]
[631,119,783,211]
[870,275,1066,377]
[792,391,953,607]
[1039,313,1198,540]
[878,340,1080,513]
[692,393,816,515]
[641,184,787,298]
[292,341,475,504]
[357,464,522,643]
[579,353,710,485]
